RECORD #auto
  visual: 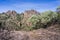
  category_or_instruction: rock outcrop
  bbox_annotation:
[24,10,39,19]
[22,10,40,27]
[6,10,17,16]
[6,10,17,19]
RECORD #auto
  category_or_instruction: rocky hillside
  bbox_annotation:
[0,7,60,40]
[0,10,40,31]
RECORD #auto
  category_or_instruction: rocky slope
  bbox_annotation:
[0,9,60,40]
[0,24,60,40]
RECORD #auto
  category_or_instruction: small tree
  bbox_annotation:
[56,6,60,14]
[56,6,60,23]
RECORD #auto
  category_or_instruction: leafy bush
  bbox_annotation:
[27,11,58,30]
[16,14,24,21]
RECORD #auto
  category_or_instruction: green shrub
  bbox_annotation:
[27,11,58,30]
